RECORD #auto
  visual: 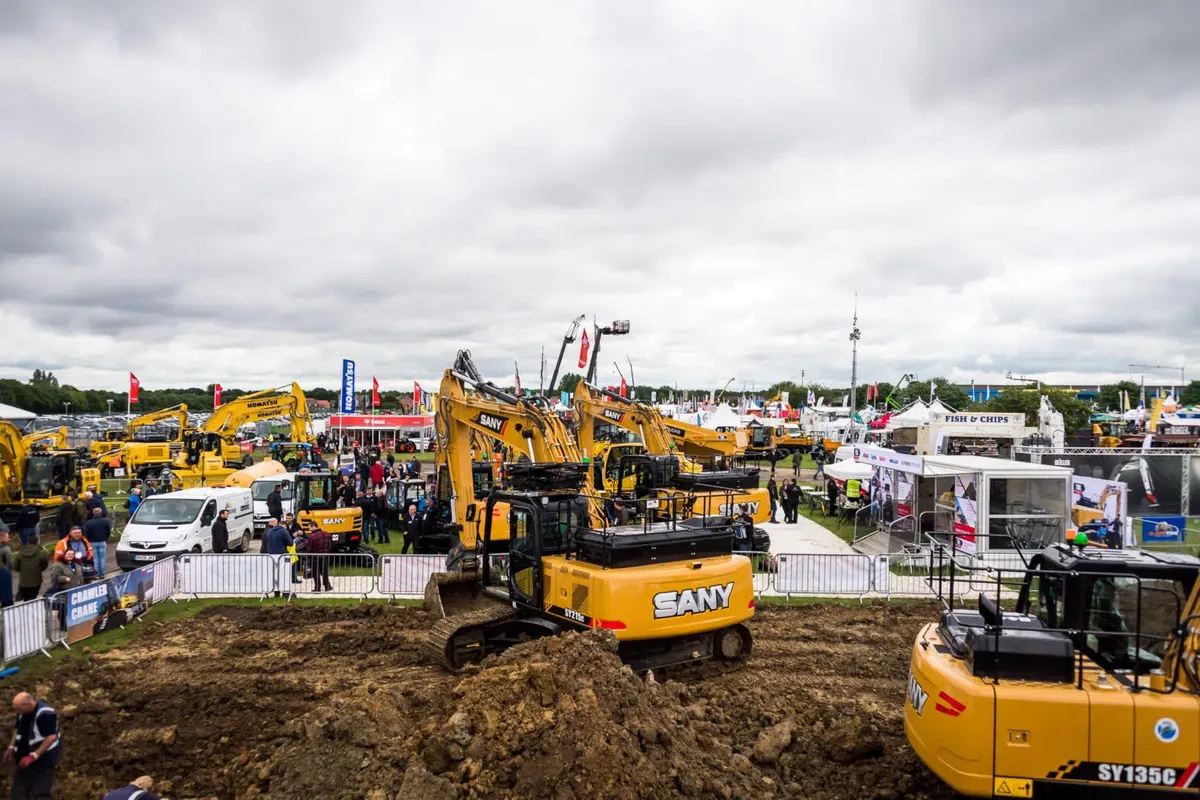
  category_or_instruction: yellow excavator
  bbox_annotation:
[660,415,747,459]
[21,427,67,452]
[0,420,100,523]
[169,384,312,488]
[907,538,1200,797]
[573,383,772,534]
[423,352,756,672]
[90,405,190,479]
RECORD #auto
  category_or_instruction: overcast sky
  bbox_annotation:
[2,1,1198,395]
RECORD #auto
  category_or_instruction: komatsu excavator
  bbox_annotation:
[90,405,189,478]
[423,352,757,672]
[169,384,312,488]
[0,421,99,523]
[573,383,773,529]
[907,538,1200,797]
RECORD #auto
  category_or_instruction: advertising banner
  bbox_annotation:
[340,359,356,413]
[64,566,154,644]
[895,471,915,519]
[853,445,924,474]
[1142,516,1185,543]
[1070,475,1126,530]
[1029,453,1183,517]
[953,475,978,555]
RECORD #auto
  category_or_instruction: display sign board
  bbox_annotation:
[1142,516,1185,543]
[928,412,1027,426]
[64,566,154,644]
[329,415,434,429]
[853,445,924,474]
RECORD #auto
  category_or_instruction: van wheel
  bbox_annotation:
[192,545,202,554]
[236,532,250,553]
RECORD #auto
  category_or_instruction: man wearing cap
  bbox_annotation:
[5,692,60,798]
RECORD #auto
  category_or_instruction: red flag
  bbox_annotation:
[578,329,590,369]
[620,378,628,398]
[129,373,140,404]
[214,384,223,409]
[372,376,381,408]
[413,382,422,410]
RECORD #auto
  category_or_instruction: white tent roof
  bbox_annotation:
[927,399,955,415]
[0,403,36,421]
[824,459,872,482]
[703,404,743,430]
[889,399,931,426]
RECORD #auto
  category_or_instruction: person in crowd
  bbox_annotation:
[46,548,85,595]
[54,493,77,540]
[766,475,779,524]
[7,692,61,799]
[103,775,161,800]
[400,503,422,554]
[283,512,302,537]
[73,492,89,530]
[778,479,793,523]
[13,538,48,603]
[126,486,142,517]
[266,484,284,523]
[369,459,385,490]
[826,478,839,516]
[408,457,421,478]
[263,518,295,596]
[339,474,355,506]
[301,525,333,592]
[82,506,112,579]
[0,529,13,608]
[16,502,38,547]
[211,508,230,554]
[143,479,157,499]
[350,490,370,541]
[813,448,825,478]
[386,452,395,470]
[87,489,107,518]
[373,488,390,544]
[602,497,618,525]
[733,506,753,550]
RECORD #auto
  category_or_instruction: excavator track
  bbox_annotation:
[425,602,518,670]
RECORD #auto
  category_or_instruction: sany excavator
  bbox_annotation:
[22,427,67,453]
[89,405,190,479]
[423,352,756,673]
[169,384,312,488]
[0,421,99,524]
[573,383,773,534]
[660,415,747,460]
[907,537,1200,797]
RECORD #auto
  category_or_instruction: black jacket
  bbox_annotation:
[211,518,229,553]
[266,491,284,520]
[16,506,38,530]
[402,511,423,539]
[766,480,778,501]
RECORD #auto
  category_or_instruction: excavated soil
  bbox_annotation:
[2,602,956,800]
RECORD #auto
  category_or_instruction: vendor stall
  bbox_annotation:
[327,414,435,451]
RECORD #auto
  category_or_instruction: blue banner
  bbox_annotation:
[64,565,154,644]
[1142,516,1185,542]
[341,359,356,413]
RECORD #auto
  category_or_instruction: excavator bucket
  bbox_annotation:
[422,570,502,619]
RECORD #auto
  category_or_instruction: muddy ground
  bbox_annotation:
[3,602,956,800]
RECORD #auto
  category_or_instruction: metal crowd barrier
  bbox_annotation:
[0,548,964,667]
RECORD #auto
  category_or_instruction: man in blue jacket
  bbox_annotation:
[83,506,113,579]
[263,518,296,597]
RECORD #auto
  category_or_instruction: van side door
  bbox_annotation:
[199,499,218,551]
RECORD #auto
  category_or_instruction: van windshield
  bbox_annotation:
[131,498,204,526]
[251,481,294,501]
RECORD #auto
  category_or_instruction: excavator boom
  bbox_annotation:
[21,427,67,451]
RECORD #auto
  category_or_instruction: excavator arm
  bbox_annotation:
[201,383,313,443]
[0,421,27,507]
[122,405,189,439]
[572,382,676,457]
[21,427,67,451]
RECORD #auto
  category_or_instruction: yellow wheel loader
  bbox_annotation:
[908,539,1200,797]
[424,461,755,672]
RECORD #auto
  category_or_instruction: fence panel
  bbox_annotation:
[280,553,378,599]
[149,557,177,604]
[2,600,51,663]
[178,553,275,597]
[773,553,875,596]
[380,555,445,598]
[873,553,936,598]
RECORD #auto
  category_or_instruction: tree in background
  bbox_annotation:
[556,373,583,394]
[980,388,1091,432]
[1179,381,1200,407]
[1097,380,1141,411]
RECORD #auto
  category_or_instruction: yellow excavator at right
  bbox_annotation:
[422,351,757,673]
[907,537,1200,797]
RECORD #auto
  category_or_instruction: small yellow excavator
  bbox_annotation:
[907,538,1200,797]
[0,421,99,522]
[422,352,757,672]
[21,427,67,452]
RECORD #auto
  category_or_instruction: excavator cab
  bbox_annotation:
[294,471,370,554]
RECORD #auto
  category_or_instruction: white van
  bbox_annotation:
[116,486,254,570]
[251,473,298,534]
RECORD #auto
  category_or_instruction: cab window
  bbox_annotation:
[1085,576,1183,672]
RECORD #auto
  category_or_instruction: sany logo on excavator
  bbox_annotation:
[476,413,507,435]
[719,501,760,516]
[602,409,625,422]
[653,582,733,619]
[907,673,929,716]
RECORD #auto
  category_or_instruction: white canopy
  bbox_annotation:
[927,399,956,415]
[824,459,873,482]
[0,403,36,421]
[703,404,743,431]
[889,399,931,426]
